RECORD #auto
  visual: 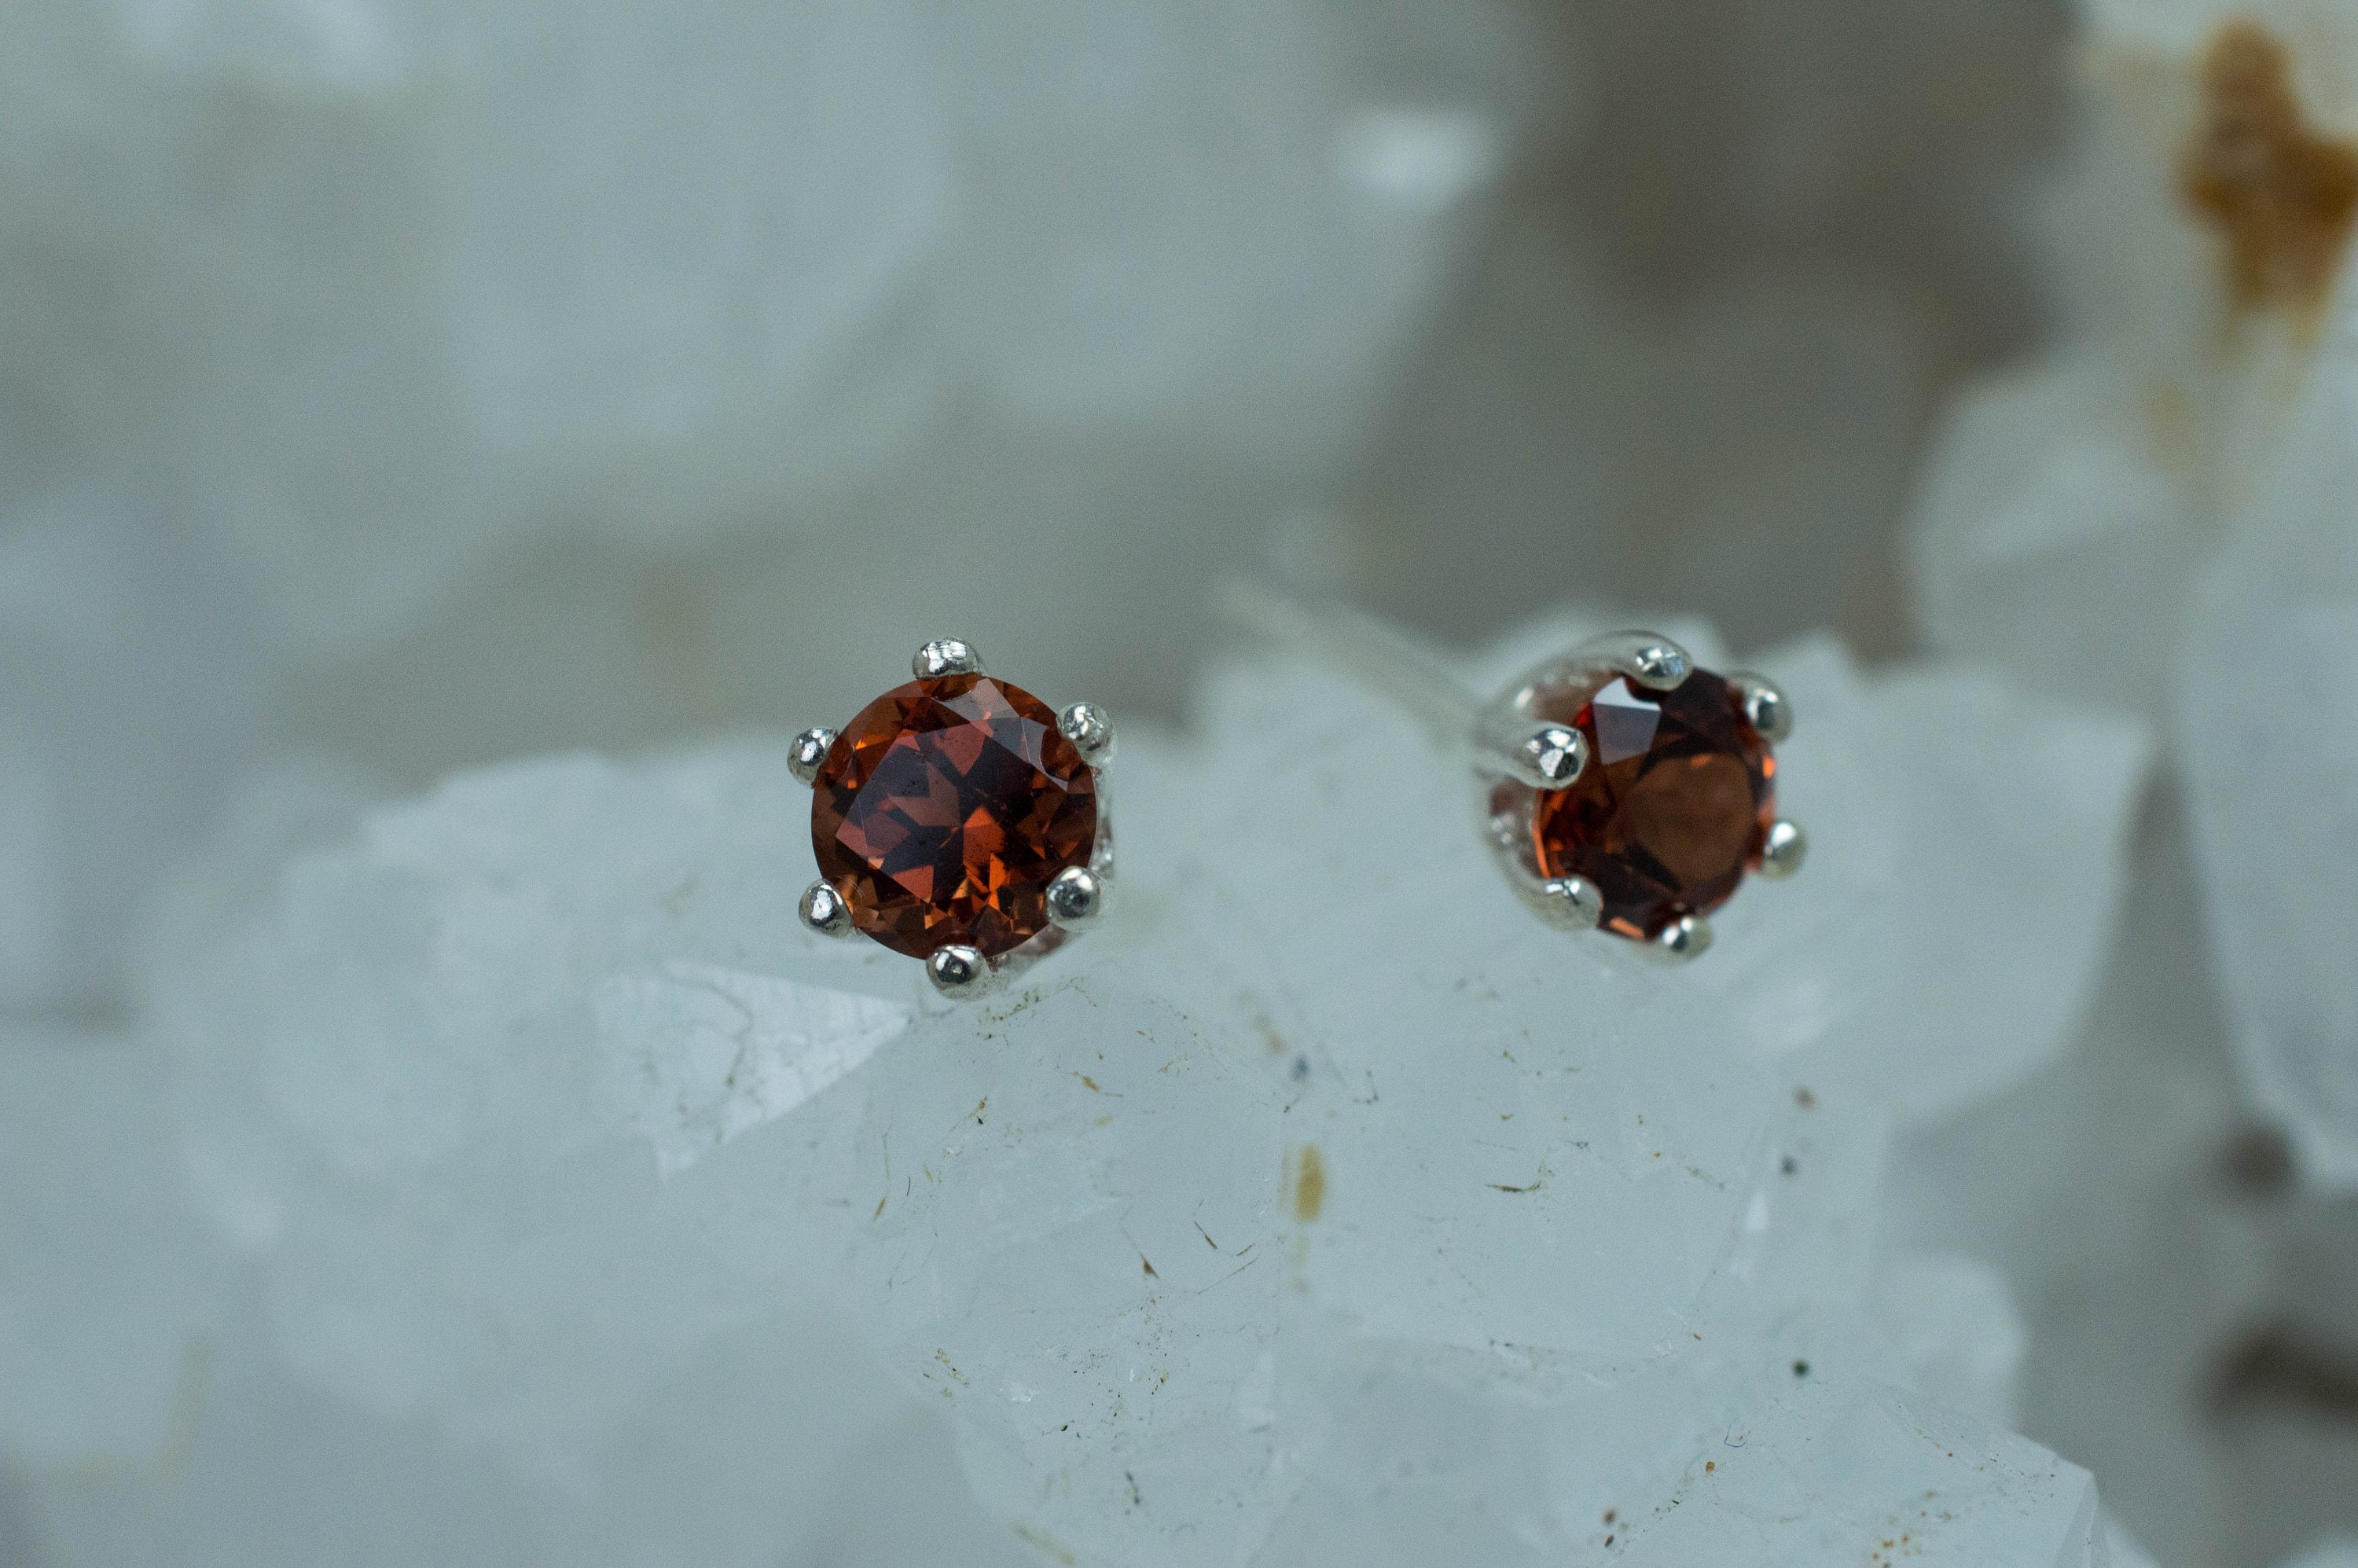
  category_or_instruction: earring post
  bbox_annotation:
[1214,579,1480,747]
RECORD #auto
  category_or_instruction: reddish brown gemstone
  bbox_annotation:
[1495,669,1775,941]
[812,674,1098,959]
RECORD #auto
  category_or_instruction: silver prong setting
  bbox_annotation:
[1539,876,1603,930]
[914,638,984,679]
[1730,672,1792,742]
[1651,914,1713,963]
[1515,724,1587,790]
[1045,865,1105,930]
[1573,630,1694,692]
[1089,813,1116,879]
[1486,812,1603,931]
[1472,708,1589,789]
[1757,820,1807,878]
[1629,644,1690,690]
[799,880,854,938]
[927,944,991,1000]
[1058,702,1116,769]
[788,726,837,785]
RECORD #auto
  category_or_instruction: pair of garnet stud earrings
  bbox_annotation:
[789,596,1805,1000]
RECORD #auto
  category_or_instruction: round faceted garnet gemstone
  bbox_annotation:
[811,674,1097,960]
[1508,669,1775,941]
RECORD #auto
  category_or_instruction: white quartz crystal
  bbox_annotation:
[9,759,1015,1568]
[95,618,2150,1563]
[1572,1377,2106,1566]
[2180,330,2358,1186]
[1882,804,2324,1561]
[20,1268,1021,1568]
[152,744,895,1456]
[0,495,277,1010]
[0,1028,230,1463]
[1907,361,2204,721]
[13,0,1529,653]
[1906,0,2358,722]
[1254,1364,2107,1567]
[1870,1250,2026,1430]
[1905,0,2358,1191]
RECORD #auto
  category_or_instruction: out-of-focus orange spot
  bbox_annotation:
[2180,20,2358,316]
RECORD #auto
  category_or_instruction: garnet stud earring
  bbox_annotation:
[1470,630,1801,959]
[1225,588,1805,962]
[791,639,1115,998]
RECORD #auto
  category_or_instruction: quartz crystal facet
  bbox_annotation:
[812,674,1097,958]
[1497,670,1775,940]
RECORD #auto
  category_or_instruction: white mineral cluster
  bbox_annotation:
[6,611,2149,1564]
[1883,805,2269,1552]
[2179,335,2358,1187]
[12,0,2358,1559]
[1907,0,2358,1184]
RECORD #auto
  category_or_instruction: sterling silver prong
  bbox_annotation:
[927,944,991,1000]
[1045,865,1105,931]
[1539,876,1604,931]
[1651,914,1713,963]
[1729,672,1792,742]
[1515,723,1587,789]
[799,880,853,938]
[1089,810,1116,879]
[1757,819,1807,878]
[1574,630,1694,692]
[1486,821,1603,931]
[788,726,837,785]
[1058,702,1117,769]
[914,638,984,679]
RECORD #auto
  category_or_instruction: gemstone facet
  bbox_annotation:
[1494,669,1775,942]
[812,674,1098,959]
